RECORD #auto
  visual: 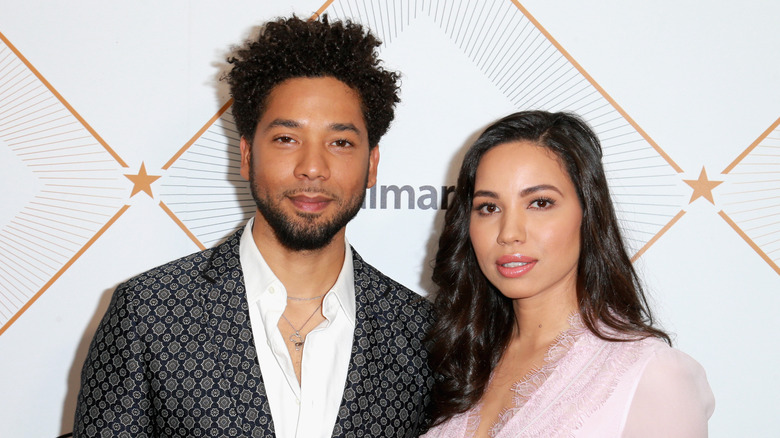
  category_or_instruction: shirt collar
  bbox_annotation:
[326,242,356,326]
[239,218,356,326]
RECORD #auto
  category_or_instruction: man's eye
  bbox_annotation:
[332,139,353,147]
[274,136,295,143]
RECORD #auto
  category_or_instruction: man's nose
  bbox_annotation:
[294,144,330,181]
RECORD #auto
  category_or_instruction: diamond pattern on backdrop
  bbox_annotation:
[0,33,128,334]
[158,105,254,250]
[2,1,775,335]
[157,0,689,259]
[328,0,689,258]
[719,118,780,275]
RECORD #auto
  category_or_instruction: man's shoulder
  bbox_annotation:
[125,247,214,286]
[120,230,241,293]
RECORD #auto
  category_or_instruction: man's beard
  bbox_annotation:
[249,168,367,252]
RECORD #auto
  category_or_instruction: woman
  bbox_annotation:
[423,111,714,437]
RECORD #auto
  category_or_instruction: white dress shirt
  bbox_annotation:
[239,219,355,438]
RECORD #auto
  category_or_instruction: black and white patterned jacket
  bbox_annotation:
[74,228,434,437]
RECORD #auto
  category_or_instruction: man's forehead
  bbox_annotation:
[257,77,367,129]
[268,76,360,100]
[262,118,362,135]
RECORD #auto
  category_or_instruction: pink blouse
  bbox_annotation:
[422,320,715,437]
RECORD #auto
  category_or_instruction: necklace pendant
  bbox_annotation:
[281,303,320,353]
[290,331,304,351]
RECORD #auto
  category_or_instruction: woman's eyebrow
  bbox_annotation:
[473,184,562,199]
[473,189,498,199]
[520,184,562,197]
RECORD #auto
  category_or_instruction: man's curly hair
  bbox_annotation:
[225,15,400,148]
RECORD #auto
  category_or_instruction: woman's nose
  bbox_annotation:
[496,211,526,245]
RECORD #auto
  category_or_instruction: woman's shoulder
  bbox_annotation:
[595,335,710,389]
[580,320,700,372]
[568,334,714,437]
[614,338,716,436]
[630,337,708,380]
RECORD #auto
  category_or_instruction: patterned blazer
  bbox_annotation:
[74,229,434,437]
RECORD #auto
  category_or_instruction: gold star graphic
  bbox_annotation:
[683,167,722,205]
[124,162,161,198]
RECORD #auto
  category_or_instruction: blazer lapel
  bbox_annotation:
[332,249,396,436]
[200,229,276,436]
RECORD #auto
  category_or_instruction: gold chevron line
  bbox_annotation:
[158,99,236,245]
[159,201,206,250]
[0,31,128,168]
[509,0,683,173]
[718,210,780,275]
[508,0,690,262]
[157,0,330,242]
[722,117,780,174]
[314,1,336,19]
[162,99,234,170]
[0,205,130,336]
[630,210,686,262]
[156,0,334,245]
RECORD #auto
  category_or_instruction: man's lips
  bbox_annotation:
[288,194,333,212]
[495,254,537,278]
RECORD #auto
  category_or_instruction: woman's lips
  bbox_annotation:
[495,254,537,278]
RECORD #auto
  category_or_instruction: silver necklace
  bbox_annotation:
[281,304,321,351]
[286,293,326,302]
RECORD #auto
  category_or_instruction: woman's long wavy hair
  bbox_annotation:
[426,111,670,426]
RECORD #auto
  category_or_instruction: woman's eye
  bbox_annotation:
[475,203,500,215]
[530,198,554,209]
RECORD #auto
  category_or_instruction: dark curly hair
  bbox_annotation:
[225,15,400,148]
[426,111,670,426]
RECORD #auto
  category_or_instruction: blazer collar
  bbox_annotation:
[201,227,244,285]
[200,231,398,341]
[198,227,276,434]
[351,248,396,325]
[198,229,402,435]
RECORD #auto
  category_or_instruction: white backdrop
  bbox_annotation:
[0,1,778,436]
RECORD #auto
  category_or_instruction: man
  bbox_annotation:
[74,16,433,437]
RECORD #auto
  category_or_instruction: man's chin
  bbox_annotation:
[293,211,326,221]
[274,228,339,251]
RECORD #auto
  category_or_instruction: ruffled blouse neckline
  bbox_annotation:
[469,313,588,437]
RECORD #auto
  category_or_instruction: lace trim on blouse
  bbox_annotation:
[485,314,586,437]
[463,315,648,438]
[505,320,646,437]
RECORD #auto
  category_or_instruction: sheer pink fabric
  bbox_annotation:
[422,320,715,437]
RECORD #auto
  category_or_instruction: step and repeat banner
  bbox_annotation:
[1,1,778,436]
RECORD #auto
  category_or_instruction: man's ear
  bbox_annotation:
[367,145,380,188]
[239,136,251,181]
